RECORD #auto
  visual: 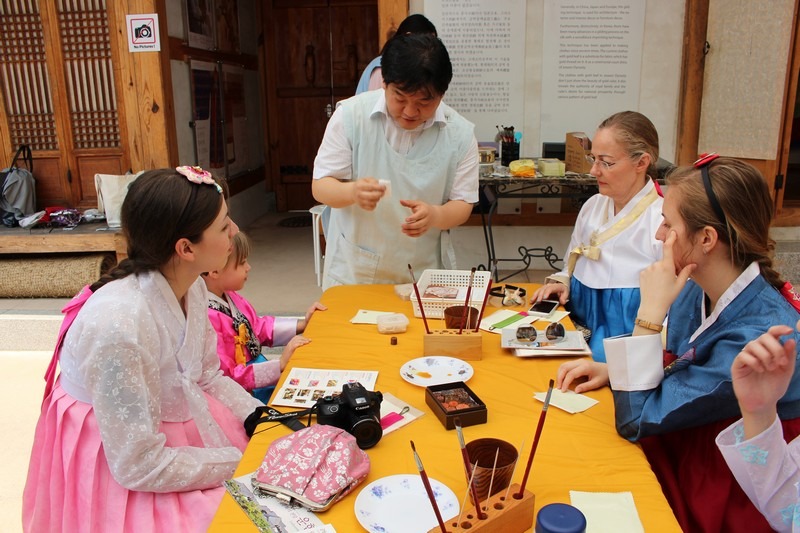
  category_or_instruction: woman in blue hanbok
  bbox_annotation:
[531,111,663,362]
[557,156,800,532]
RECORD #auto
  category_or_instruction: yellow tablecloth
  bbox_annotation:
[209,284,680,532]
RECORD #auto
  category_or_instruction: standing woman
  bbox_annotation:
[23,168,262,532]
[557,156,800,531]
[531,111,663,361]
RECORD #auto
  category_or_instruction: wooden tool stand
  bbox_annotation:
[423,329,482,361]
[428,484,535,533]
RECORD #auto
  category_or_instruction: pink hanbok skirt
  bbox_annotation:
[22,381,249,533]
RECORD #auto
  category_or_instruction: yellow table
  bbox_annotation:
[209,284,680,532]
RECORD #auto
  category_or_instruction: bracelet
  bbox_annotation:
[635,317,663,332]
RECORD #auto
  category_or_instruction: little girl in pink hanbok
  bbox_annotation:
[203,231,325,403]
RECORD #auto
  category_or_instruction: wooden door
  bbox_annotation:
[262,0,378,212]
[678,0,800,215]
[0,0,128,210]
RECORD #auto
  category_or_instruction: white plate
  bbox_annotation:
[354,474,459,533]
[400,356,474,386]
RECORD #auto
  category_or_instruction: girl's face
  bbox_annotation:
[194,198,239,274]
[216,256,251,292]
[655,186,700,273]
[589,127,648,208]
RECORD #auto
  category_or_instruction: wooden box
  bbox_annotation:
[425,381,487,430]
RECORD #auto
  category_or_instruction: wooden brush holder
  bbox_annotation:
[428,484,535,533]
[423,329,482,360]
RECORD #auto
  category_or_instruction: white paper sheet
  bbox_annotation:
[533,389,598,414]
[570,490,644,533]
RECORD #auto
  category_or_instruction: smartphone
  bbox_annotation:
[528,299,559,317]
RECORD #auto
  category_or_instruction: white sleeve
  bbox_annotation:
[604,334,665,391]
[717,417,800,532]
[79,308,244,492]
[313,106,353,181]
[448,134,479,203]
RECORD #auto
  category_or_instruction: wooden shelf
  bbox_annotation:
[0,222,127,262]
[465,202,580,227]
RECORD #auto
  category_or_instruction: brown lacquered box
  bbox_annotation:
[425,381,487,430]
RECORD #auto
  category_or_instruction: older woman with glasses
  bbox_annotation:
[557,156,800,532]
[531,111,663,361]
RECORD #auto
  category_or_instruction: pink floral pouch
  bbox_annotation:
[252,425,370,511]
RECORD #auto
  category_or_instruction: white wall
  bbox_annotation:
[416,0,685,162]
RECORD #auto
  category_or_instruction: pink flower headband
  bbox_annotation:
[176,165,222,194]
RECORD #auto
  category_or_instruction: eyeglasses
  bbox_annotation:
[515,322,566,344]
[585,154,617,171]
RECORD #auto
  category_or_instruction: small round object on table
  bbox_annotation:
[535,503,587,533]
[390,336,397,345]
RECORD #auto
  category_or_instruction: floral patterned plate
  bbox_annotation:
[400,356,474,387]
[354,474,459,533]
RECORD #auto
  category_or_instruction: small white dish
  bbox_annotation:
[354,474,459,533]
[400,356,474,387]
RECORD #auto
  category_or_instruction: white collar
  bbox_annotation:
[689,262,760,343]
[209,291,229,309]
[370,88,446,130]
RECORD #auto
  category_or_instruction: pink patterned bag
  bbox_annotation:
[252,425,370,511]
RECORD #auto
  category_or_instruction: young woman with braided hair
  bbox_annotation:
[557,156,800,532]
[23,167,262,532]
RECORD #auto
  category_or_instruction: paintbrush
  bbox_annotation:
[474,275,492,333]
[411,440,447,533]
[515,379,555,498]
[459,267,476,334]
[408,264,431,334]
[455,418,485,519]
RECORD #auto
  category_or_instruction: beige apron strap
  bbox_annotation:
[567,187,659,276]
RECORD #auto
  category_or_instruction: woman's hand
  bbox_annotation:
[530,282,569,306]
[638,230,695,323]
[732,322,798,436]
[556,359,609,393]
[298,301,327,333]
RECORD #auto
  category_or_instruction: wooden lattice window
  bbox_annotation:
[57,0,119,149]
[0,0,58,151]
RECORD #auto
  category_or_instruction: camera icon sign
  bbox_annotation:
[130,18,156,44]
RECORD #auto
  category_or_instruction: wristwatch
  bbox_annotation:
[634,317,663,332]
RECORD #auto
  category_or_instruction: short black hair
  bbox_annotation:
[381,33,452,97]
[395,14,437,37]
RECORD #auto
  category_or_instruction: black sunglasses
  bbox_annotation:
[515,322,566,344]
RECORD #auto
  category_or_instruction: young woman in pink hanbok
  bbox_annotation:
[203,230,325,403]
[23,167,263,533]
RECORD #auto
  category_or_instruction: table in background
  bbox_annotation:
[209,284,680,532]
[478,174,597,281]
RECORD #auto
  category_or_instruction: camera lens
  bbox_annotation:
[350,417,382,449]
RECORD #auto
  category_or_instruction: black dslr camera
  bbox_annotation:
[315,382,383,449]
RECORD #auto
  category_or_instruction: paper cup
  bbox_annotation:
[443,306,479,330]
[465,437,518,503]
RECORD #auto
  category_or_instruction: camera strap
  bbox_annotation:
[244,406,312,436]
